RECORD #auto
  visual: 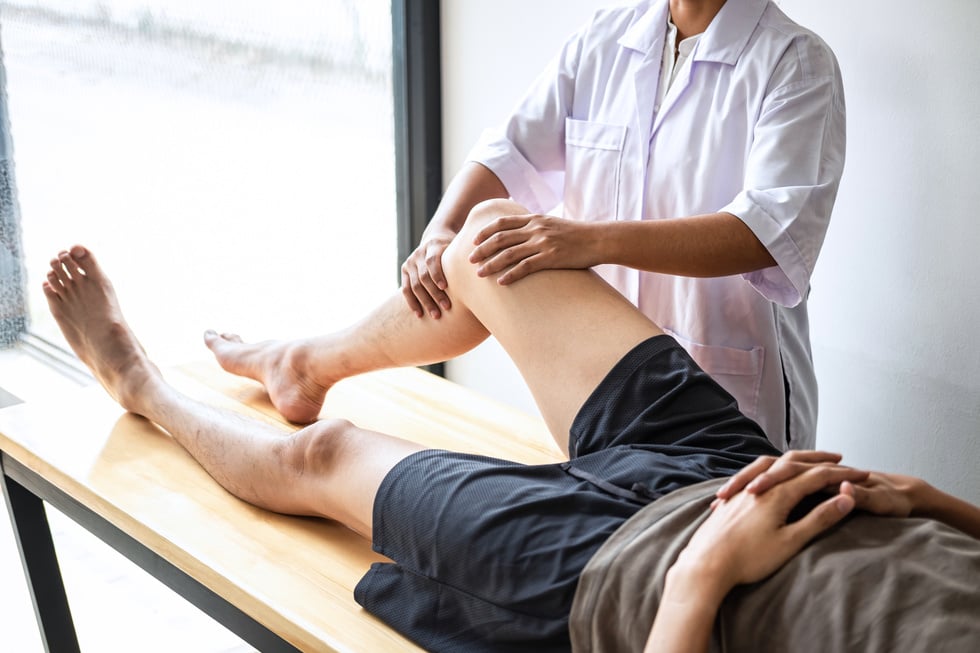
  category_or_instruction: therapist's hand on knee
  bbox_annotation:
[469,214,599,284]
[401,232,454,319]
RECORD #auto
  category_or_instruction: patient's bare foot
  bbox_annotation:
[42,246,161,414]
[204,332,331,423]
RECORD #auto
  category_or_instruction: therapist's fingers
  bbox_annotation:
[425,247,450,293]
[475,240,539,279]
[472,214,533,247]
[402,265,442,319]
[400,269,424,318]
[497,253,550,285]
[401,239,453,319]
[418,242,451,312]
[470,220,532,266]
[402,258,442,319]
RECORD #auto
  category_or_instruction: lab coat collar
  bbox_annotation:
[618,1,668,54]
[618,0,768,66]
[618,2,668,151]
[696,0,768,65]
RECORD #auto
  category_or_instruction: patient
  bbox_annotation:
[43,200,980,652]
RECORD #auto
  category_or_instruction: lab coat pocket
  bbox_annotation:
[564,118,627,221]
[663,327,765,421]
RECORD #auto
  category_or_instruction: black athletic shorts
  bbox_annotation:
[354,335,780,652]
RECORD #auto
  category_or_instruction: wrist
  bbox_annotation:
[586,220,620,266]
[906,477,936,517]
[665,556,733,608]
[645,561,729,653]
[421,224,457,243]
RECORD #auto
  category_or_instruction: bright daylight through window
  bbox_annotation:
[1,0,396,366]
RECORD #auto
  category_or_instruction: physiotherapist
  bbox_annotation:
[400,0,846,450]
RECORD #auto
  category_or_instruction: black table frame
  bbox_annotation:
[1,452,301,653]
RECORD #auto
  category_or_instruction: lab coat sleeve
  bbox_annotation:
[465,23,587,214]
[722,38,846,308]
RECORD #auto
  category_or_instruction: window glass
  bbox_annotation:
[2,0,396,365]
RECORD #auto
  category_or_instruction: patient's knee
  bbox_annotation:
[284,418,356,480]
[443,198,528,288]
[462,198,527,238]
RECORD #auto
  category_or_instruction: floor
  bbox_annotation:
[0,347,256,653]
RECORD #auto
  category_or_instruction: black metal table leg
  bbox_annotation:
[1,462,81,653]
[1,453,302,653]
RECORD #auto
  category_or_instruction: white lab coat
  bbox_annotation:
[469,0,845,449]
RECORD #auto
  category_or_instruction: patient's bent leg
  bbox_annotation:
[442,199,663,449]
[43,245,421,538]
[205,293,494,424]
[207,199,664,447]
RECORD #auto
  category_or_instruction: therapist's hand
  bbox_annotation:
[469,214,599,284]
[401,229,455,319]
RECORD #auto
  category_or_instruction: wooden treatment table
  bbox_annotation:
[0,362,560,652]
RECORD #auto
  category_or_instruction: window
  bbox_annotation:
[1,0,400,366]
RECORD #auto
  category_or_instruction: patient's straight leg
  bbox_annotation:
[42,245,421,538]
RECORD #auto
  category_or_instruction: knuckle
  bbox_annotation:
[812,466,833,482]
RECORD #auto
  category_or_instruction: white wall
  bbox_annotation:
[441,1,980,504]
[781,0,980,505]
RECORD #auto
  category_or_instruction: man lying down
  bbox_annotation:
[42,203,980,653]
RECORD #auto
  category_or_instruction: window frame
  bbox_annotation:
[0,26,27,348]
[391,0,444,376]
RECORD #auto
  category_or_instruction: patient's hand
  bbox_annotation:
[853,473,980,540]
[715,450,870,504]
[847,472,922,518]
[720,453,980,540]
[645,466,856,653]
[685,466,856,589]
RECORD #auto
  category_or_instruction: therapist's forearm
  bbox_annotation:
[594,212,776,277]
[425,162,509,238]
